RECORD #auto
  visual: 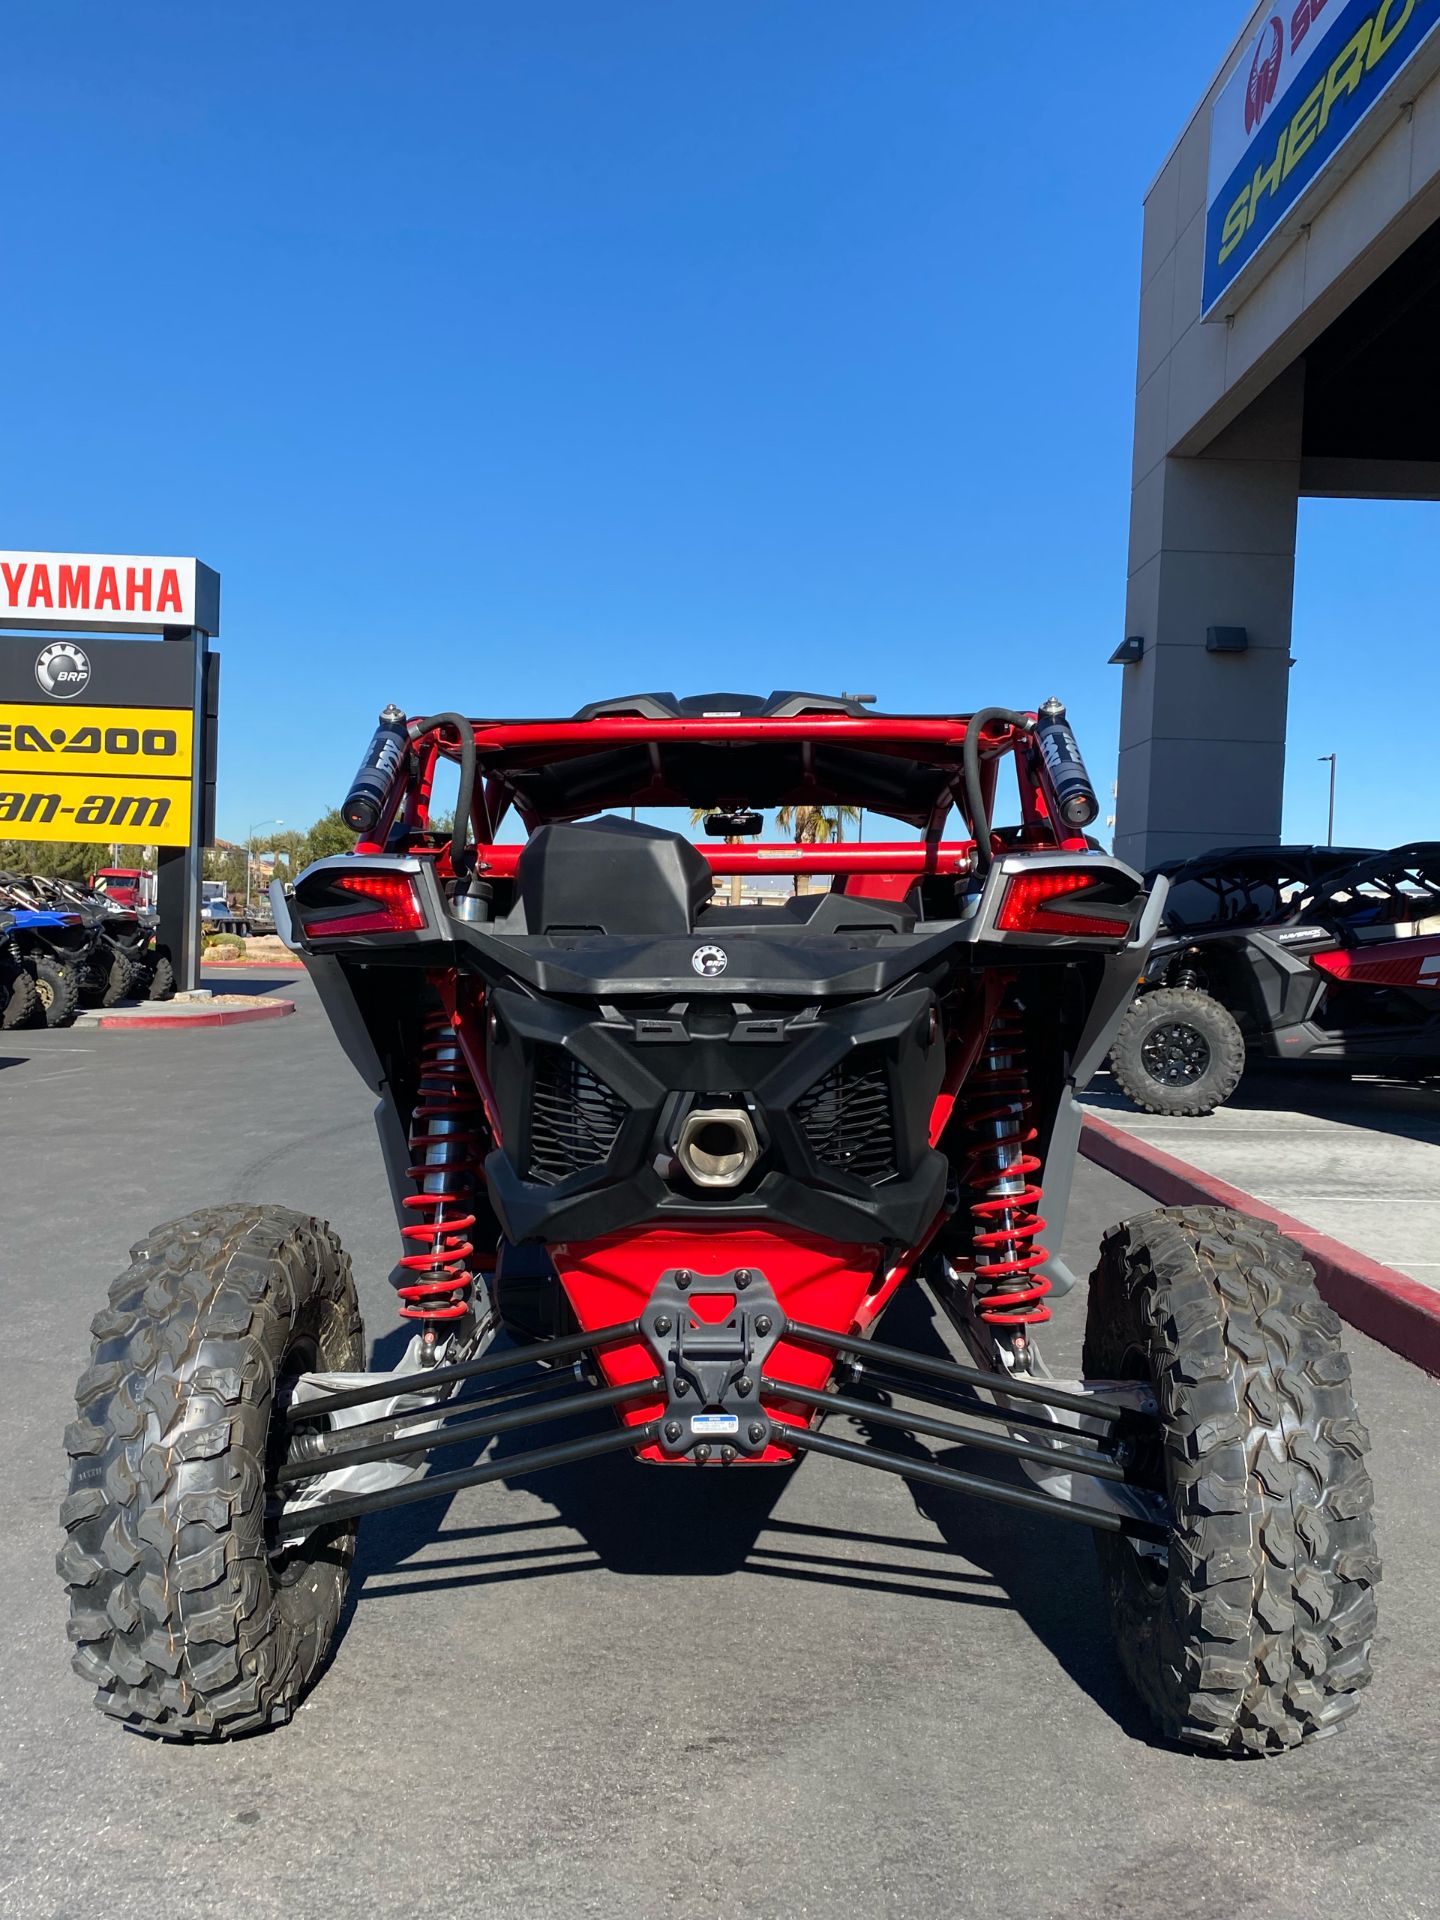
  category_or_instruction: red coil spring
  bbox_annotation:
[397,1011,484,1323]
[959,1007,1052,1327]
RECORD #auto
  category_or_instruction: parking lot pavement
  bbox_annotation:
[2,975,1437,1920]
[1084,1069,1440,1294]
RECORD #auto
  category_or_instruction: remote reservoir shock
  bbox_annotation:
[960,1004,1052,1350]
[397,1008,486,1355]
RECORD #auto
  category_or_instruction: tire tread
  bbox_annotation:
[58,1204,364,1739]
[1084,1204,1379,1754]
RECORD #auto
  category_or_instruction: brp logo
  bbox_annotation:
[1245,15,1284,134]
[691,943,728,977]
[34,642,92,699]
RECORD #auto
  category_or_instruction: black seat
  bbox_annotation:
[515,817,712,935]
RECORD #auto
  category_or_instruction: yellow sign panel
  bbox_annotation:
[0,702,193,778]
[0,773,192,846]
[0,701,194,845]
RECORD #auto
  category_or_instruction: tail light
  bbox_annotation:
[298,869,426,938]
[996,869,1134,940]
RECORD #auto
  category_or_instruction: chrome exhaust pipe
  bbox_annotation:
[675,1107,760,1189]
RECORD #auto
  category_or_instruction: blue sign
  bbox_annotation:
[1203,0,1440,315]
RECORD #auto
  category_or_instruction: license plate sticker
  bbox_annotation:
[691,1413,739,1435]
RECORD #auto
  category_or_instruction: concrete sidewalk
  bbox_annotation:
[1082,1069,1440,1296]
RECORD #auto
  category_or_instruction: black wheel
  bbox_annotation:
[1109,987,1245,1116]
[32,954,81,1028]
[1083,1206,1379,1755]
[1,960,38,1030]
[145,951,176,1001]
[58,1206,365,1739]
[84,948,137,1008]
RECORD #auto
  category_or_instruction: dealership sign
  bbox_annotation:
[0,557,218,849]
[0,642,201,848]
[0,551,220,635]
[1204,0,1440,315]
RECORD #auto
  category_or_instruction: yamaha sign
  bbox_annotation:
[0,551,220,636]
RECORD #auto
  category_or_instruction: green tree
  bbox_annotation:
[111,844,158,873]
[302,808,359,865]
[775,804,860,894]
[204,845,248,895]
[0,839,97,882]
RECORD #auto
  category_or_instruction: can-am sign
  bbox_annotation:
[1204,0,1440,316]
[0,551,220,635]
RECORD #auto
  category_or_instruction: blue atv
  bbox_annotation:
[0,881,90,1027]
[25,873,172,1004]
[0,909,40,1029]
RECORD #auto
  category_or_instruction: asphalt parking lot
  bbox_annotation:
[2,971,1437,1920]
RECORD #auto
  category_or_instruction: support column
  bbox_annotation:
[155,626,207,992]
[1114,367,1303,871]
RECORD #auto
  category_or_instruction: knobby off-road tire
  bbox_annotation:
[1084,1207,1379,1755]
[31,954,80,1027]
[59,1206,365,1738]
[1,960,38,1030]
[83,948,138,1008]
[145,951,176,1001]
[1109,987,1246,1117]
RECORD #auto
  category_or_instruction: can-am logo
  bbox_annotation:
[34,642,92,700]
[691,943,728,977]
[1245,14,1284,132]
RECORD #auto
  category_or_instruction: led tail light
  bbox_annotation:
[996,869,1134,939]
[300,870,426,938]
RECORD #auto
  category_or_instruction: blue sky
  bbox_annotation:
[3,3,1432,852]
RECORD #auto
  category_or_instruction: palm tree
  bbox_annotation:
[775,803,860,894]
[689,809,746,906]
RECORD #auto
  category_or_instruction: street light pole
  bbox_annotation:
[245,819,284,916]
[1317,755,1337,844]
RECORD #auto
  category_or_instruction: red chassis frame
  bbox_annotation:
[330,706,1100,1462]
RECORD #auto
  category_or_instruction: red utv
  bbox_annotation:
[59,693,1378,1752]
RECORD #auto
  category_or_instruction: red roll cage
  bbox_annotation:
[356,710,1092,886]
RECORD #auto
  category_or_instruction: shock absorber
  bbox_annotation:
[959,1003,1052,1348]
[397,1009,485,1355]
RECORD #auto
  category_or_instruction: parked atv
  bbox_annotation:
[23,875,174,1004]
[60,694,1378,1753]
[0,876,91,1027]
[0,908,39,1030]
[22,876,137,1007]
[1110,841,1440,1115]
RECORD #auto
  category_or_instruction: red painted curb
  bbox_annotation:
[96,1000,297,1031]
[202,958,304,970]
[1081,1112,1440,1378]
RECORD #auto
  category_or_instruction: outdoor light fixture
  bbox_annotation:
[1108,636,1143,664]
[1205,626,1249,652]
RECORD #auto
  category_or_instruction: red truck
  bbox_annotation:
[90,867,155,912]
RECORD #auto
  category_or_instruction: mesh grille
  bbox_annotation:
[527,1049,627,1185]
[794,1054,897,1183]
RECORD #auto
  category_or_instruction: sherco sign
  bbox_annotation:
[0,551,220,635]
[1204,0,1440,315]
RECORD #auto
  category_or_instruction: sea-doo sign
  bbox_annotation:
[0,551,220,636]
[1203,0,1440,316]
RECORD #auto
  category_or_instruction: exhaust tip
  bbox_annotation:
[675,1107,760,1189]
